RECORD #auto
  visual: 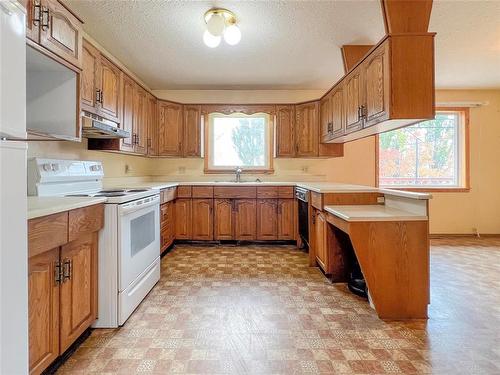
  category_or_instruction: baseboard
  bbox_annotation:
[430,233,500,239]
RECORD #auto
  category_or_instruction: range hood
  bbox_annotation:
[81,111,130,139]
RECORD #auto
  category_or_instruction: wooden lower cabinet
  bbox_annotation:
[234,199,257,240]
[313,209,331,273]
[28,205,103,375]
[175,198,192,239]
[28,248,60,375]
[214,199,233,240]
[191,199,213,240]
[278,199,295,240]
[160,201,175,252]
[257,199,278,240]
[59,233,98,353]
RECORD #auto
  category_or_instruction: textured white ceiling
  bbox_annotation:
[64,0,500,90]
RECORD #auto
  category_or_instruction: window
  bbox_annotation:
[205,112,273,172]
[378,109,469,190]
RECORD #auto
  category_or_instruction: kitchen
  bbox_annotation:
[1,0,500,374]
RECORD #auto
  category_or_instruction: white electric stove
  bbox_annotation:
[28,158,161,327]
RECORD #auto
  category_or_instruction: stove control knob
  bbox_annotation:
[51,163,59,171]
[89,165,101,172]
[42,163,52,171]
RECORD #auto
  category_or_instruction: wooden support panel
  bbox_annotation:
[323,192,383,206]
[192,186,214,198]
[214,186,257,199]
[161,187,177,203]
[68,204,104,242]
[310,191,323,210]
[257,186,278,199]
[28,212,68,258]
[177,185,192,198]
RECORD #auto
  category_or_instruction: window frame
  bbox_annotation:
[203,112,275,174]
[375,107,470,192]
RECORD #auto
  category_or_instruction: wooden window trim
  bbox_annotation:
[375,107,470,193]
[203,112,275,174]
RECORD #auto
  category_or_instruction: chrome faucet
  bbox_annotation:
[235,167,242,183]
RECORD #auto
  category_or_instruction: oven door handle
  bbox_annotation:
[118,195,160,216]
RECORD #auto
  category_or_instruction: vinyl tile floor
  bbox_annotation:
[57,238,500,374]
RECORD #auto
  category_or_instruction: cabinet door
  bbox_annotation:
[81,40,100,113]
[234,199,256,240]
[147,95,158,156]
[320,94,331,142]
[133,86,147,154]
[175,198,192,239]
[59,233,97,353]
[344,69,364,133]
[183,105,201,157]
[192,199,213,240]
[276,105,295,157]
[364,42,390,126]
[28,248,60,375]
[158,101,183,156]
[330,85,345,138]
[99,56,121,123]
[256,199,277,240]
[295,102,319,157]
[278,199,295,240]
[39,0,83,68]
[160,202,175,252]
[120,75,135,152]
[26,0,40,42]
[314,211,329,272]
[214,199,233,240]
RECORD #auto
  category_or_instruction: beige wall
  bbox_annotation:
[27,89,500,234]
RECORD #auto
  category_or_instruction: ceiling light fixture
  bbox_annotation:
[203,8,241,48]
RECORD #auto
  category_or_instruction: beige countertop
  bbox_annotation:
[104,181,431,200]
[324,204,428,222]
[28,196,107,220]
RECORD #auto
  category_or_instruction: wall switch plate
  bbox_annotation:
[377,196,385,204]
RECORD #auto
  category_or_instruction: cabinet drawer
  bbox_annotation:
[177,185,192,198]
[161,187,177,203]
[278,186,294,199]
[192,186,214,198]
[311,191,323,210]
[160,202,172,224]
[214,186,257,199]
[29,212,68,258]
[68,204,104,242]
[257,186,278,199]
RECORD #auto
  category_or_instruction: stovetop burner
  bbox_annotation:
[95,193,127,197]
[98,189,126,193]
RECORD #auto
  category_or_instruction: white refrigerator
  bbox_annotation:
[0,1,29,374]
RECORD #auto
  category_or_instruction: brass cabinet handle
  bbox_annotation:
[33,0,41,26]
[54,261,62,285]
[62,259,72,283]
[41,6,49,31]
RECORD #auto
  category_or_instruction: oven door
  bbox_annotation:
[118,194,160,292]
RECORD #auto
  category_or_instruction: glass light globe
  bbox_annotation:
[206,13,225,36]
[223,24,241,45]
[203,30,221,48]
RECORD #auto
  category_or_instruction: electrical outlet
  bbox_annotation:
[124,164,130,174]
[301,166,309,173]
[178,166,186,174]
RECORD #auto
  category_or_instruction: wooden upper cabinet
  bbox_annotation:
[191,199,213,240]
[256,199,278,240]
[28,248,60,375]
[183,105,201,157]
[363,42,390,126]
[39,0,83,69]
[276,105,295,158]
[25,0,41,43]
[120,75,136,152]
[175,198,192,240]
[214,199,233,240]
[320,94,331,142]
[344,68,364,133]
[278,199,295,240]
[81,40,99,112]
[295,101,319,157]
[59,233,97,353]
[234,199,256,240]
[158,101,183,156]
[133,86,148,154]
[330,85,345,138]
[98,56,121,123]
[147,94,158,156]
